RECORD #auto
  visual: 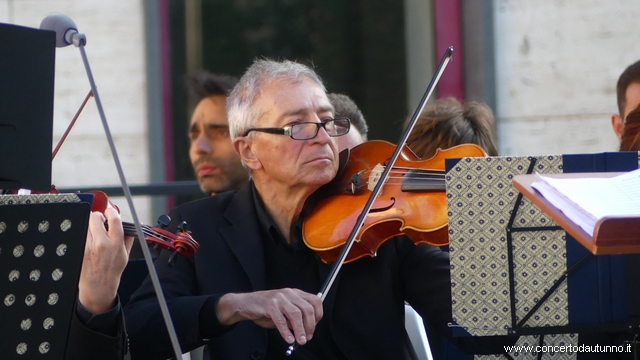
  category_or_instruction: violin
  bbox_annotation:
[87,190,199,258]
[302,140,486,264]
[6,186,200,258]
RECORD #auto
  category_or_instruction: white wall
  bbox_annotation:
[6,0,636,220]
[493,0,640,156]
[0,0,152,223]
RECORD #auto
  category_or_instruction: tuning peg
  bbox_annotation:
[157,214,171,228]
[177,221,188,232]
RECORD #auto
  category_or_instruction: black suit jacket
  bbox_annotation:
[65,309,127,360]
[124,183,503,359]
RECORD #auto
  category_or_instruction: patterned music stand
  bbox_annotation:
[445,153,640,359]
[0,194,90,359]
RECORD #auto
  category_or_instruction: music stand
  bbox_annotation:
[0,194,90,359]
[0,23,55,192]
[445,152,640,341]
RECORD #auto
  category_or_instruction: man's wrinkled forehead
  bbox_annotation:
[272,77,334,103]
[280,103,335,119]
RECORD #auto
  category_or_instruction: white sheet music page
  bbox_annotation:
[531,169,640,236]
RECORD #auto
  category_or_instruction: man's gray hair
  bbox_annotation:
[227,59,326,140]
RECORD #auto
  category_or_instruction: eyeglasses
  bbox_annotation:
[243,118,351,140]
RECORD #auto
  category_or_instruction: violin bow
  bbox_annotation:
[287,46,454,356]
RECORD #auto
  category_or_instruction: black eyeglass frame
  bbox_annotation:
[243,118,351,140]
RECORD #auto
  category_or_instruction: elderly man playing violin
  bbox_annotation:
[124,59,514,359]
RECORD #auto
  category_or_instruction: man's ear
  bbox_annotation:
[611,114,624,142]
[234,137,262,171]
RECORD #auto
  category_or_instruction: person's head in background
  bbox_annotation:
[405,97,499,159]
[328,93,368,151]
[612,60,640,142]
[187,71,249,195]
[620,104,640,151]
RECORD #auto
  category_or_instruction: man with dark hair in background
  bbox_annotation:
[328,93,368,151]
[611,60,640,143]
[186,72,249,195]
[620,104,640,151]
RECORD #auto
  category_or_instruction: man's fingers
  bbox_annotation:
[298,291,323,340]
[281,302,308,345]
[278,289,322,345]
[103,206,124,241]
[223,289,323,345]
[271,311,296,344]
[289,297,320,343]
[88,211,107,237]
[299,291,324,323]
[300,303,317,342]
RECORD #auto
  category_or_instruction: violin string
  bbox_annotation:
[140,226,173,242]
[346,177,446,188]
[122,223,174,243]
[361,167,445,174]
[337,167,447,191]
[362,177,444,184]
[358,169,446,182]
[340,168,447,191]
[125,223,199,252]
[358,167,445,177]
[122,223,197,249]
[377,172,444,178]
[387,165,445,173]
[349,180,447,192]
[380,172,445,178]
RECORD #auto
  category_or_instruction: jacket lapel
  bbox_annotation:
[219,183,266,291]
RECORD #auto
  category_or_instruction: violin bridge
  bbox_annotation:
[367,164,384,195]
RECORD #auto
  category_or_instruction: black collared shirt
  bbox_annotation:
[251,184,347,360]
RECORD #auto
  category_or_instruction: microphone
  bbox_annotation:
[39,14,86,47]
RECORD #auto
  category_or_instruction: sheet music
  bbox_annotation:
[531,169,640,236]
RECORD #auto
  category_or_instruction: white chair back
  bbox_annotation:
[405,304,434,360]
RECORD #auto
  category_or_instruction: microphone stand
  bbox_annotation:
[71,33,184,360]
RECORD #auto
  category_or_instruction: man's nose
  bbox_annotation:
[312,123,333,143]
[194,133,213,153]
